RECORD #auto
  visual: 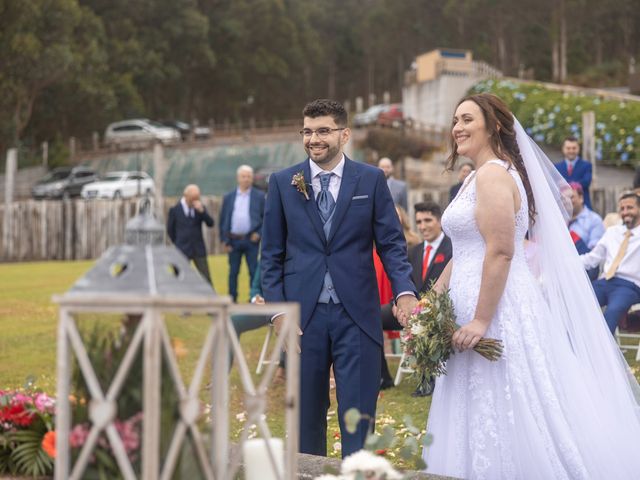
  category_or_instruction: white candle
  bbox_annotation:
[242,437,284,480]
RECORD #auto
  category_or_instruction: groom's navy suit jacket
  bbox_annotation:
[261,157,415,345]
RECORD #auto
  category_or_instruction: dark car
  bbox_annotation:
[31,166,97,200]
[161,120,212,141]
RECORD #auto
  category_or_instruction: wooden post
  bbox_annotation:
[582,111,596,187]
[42,141,48,167]
[3,148,17,260]
[152,143,165,220]
[69,137,76,159]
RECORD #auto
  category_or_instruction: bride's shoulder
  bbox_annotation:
[476,161,518,193]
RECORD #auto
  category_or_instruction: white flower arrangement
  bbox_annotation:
[315,449,402,480]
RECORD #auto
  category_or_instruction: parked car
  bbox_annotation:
[81,171,155,199]
[104,119,180,148]
[376,103,404,127]
[31,166,97,200]
[161,120,212,141]
[352,104,389,128]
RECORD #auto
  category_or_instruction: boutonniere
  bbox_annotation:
[291,171,309,200]
[434,253,446,264]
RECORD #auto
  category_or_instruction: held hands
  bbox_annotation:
[250,232,261,243]
[272,314,303,353]
[452,319,489,351]
[395,295,418,327]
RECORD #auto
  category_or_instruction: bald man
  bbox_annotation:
[167,184,215,284]
[378,157,407,210]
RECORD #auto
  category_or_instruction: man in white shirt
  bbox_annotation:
[581,192,640,334]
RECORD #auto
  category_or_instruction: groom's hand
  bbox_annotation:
[272,314,302,353]
[395,294,418,327]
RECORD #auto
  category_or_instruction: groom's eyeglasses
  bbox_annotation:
[299,127,345,139]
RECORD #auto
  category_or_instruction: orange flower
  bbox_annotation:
[42,430,56,459]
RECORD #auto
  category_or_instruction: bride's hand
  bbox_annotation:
[452,319,489,351]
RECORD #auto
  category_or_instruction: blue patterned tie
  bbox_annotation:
[317,173,335,223]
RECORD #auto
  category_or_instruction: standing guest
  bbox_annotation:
[167,184,215,284]
[580,191,640,334]
[378,157,408,210]
[448,162,474,202]
[554,136,593,208]
[219,165,265,302]
[262,99,417,458]
[407,201,452,396]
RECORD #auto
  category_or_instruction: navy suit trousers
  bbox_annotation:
[300,301,381,457]
[593,277,640,334]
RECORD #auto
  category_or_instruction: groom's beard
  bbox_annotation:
[305,141,340,166]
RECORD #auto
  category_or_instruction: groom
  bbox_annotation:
[261,99,417,457]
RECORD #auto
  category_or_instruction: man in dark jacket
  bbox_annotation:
[167,184,215,284]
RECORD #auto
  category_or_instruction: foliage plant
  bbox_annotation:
[0,383,55,477]
[470,78,640,166]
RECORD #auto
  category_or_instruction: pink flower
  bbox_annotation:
[34,393,55,413]
[70,423,90,448]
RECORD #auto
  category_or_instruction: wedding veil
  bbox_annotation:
[514,117,640,421]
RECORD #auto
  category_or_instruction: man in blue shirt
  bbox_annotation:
[219,165,265,302]
[568,182,604,250]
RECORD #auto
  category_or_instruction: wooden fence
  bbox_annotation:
[0,197,223,262]
[0,184,629,263]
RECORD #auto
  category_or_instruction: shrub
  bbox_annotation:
[469,79,640,167]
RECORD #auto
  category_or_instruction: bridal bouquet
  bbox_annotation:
[401,289,503,378]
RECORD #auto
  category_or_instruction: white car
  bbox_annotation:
[81,171,155,199]
[104,119,180,148]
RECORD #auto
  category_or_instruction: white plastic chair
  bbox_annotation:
[615,303,640,362]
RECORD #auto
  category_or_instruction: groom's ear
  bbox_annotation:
[340,127,351,145]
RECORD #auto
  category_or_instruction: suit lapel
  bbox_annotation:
[300,160,327,245]
[327,158,359,244]
[423,238,450,289]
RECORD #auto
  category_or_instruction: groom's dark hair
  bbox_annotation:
[414,201,442,220]
[303,99,348,126]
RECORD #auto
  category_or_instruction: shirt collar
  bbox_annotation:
[236,187,251,196]
[309,154,345,180]
[424,232,445,249]
[180,197,190,211]
[566,158,578,165]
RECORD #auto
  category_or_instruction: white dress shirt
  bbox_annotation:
[307,155,414,301]
[230,188,251,235]
[180,197,193,217]
[423,232,445,266]
[581,224,640,288]
[309,155,344,201]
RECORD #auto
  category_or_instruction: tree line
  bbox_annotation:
[1,0,638,156]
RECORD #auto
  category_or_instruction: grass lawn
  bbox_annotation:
[0,256,431,466]
[1,257,639,468]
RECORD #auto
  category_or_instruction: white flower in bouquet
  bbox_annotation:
[339,449,402,479]
[410,323,426,336]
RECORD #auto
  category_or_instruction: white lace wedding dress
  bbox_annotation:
[423,160,640,479]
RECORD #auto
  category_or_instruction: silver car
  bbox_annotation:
[104,119,180,148]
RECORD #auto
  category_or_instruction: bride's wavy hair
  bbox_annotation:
[446,93,537,224]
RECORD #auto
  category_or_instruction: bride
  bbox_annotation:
[423,93,640,479]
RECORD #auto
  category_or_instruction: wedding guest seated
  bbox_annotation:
[580,191,640,334]
[567,182,604,279]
